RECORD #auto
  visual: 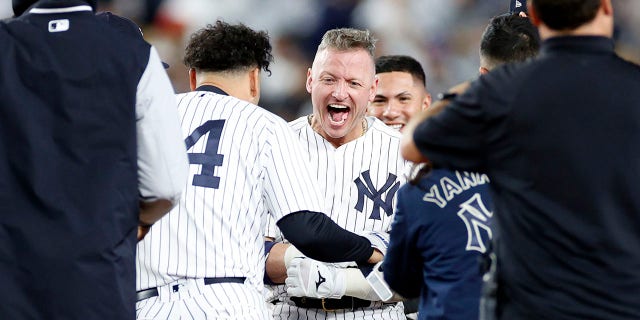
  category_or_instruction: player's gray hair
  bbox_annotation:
[317,28,377,58]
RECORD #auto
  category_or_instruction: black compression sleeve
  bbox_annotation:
[277,211,373,265]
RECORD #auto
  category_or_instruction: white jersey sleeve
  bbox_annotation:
[135,47,189,205]
[262,118,324,221]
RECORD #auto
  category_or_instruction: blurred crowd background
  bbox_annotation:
[3,0,639,121]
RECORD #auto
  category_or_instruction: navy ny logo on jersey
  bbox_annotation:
[457,193,493,253]
[354,170,400,220]
[184,120,226,189]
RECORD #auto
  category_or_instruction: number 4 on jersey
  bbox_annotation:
[184,120,226,189]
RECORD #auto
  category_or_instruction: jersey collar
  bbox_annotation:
[542,36,614,55]
[195,85,228,96]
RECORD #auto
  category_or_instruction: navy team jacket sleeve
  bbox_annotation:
[383,186,423,298]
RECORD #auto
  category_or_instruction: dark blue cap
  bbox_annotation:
[510,0,527,13]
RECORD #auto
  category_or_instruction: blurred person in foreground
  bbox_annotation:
[401,0,640,319]
[383,12,539,320]
[0,0,188,318]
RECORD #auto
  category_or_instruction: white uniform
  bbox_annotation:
[136,87,324,320]
[266,116,409,320]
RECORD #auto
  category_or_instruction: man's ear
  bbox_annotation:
[479,66,490,75]
[369,76,379,102]
[601,0,613,16]
[189,68,197,91]
[249,67,260,98]
[423,93,432,110]
[305,68,313,93]
[527,2,541,26]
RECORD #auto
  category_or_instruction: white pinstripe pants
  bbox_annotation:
[272,298,405,320]
[136,278,271,319]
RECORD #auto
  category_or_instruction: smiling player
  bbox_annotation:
[265,28,409,320]
[367,55,432,133]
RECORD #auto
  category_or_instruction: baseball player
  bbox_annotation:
[135,21,381,320]
[1,0,188,318]
[264,28,409,320]
[367,55,432,133]
[366,54,432,319]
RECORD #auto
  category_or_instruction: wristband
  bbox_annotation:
[264,241,277,256]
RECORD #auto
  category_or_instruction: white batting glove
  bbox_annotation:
[285,258,346,299]
[283,245,305,268]
[360,230,390,256]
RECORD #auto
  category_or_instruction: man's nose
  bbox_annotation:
[382,101,401,119]
[332,81,348,100]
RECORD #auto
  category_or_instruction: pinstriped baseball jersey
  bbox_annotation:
[266,115,410,320]
[136,87,324,319]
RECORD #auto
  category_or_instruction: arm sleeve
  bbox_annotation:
[383,190,423,298]
[277,211,374,265]
[136,47,189,205]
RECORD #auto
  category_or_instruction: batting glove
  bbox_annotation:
[285,258,346,299]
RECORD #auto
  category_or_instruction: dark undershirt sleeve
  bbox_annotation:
[277,211,373,265]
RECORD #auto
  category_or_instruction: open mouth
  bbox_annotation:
[388,124,403,131]
[328,104,349,125]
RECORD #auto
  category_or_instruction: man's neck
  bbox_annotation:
[539,9,613,41]
[195,73,254,104]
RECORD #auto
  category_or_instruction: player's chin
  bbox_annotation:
[323,125,350,140]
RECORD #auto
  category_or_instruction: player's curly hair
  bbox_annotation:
[183,20,273,75]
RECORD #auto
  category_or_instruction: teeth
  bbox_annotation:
[389,124,403,131]
[329,104,348,109]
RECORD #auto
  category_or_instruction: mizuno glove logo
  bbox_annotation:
[315,270,326,290]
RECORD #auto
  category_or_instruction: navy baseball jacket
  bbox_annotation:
[385,168,493,320]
